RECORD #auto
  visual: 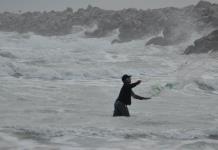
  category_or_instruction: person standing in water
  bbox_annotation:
[113,74,151,117]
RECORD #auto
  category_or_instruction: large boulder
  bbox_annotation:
[184,30,218,54]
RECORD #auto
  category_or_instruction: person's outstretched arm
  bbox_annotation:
[130,80,141,88]
[131,91,151,100]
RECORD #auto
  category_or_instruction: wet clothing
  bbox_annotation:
[113,81,141,117]
[113,100,130,117]
[116,81,141,105]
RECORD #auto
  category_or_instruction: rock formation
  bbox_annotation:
[184,30,218,54]
[0,1,217,48]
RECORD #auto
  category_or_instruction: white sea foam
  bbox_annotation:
[0,31,218,149]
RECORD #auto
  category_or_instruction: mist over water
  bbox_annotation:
[0,28,218,149]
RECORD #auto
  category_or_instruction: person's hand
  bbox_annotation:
[137,80,141,84]
[143,97,151,100]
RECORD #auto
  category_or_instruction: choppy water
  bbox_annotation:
[0,29,218,150]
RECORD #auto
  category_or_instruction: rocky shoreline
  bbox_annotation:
[184,30,218,54]
[0,1,218,53]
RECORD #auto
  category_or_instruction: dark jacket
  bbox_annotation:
[117,81,141,105]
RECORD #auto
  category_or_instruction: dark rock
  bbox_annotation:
[188,1,218,30]
[0,8,75,36]
[146,36,169,46]
[184,30,218,54]
[0,1,217,45]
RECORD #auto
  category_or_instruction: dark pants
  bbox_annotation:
[113,100,130,117]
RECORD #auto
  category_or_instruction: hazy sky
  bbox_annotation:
[0,0,218,12]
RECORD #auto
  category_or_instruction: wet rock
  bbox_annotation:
[184,30,218,54]
[0,1,217,44]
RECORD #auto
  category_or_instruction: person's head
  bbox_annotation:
[122,74,131,84]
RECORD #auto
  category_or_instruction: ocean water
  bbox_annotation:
[0,29,218,150]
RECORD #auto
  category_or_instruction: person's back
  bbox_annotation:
[117,81,140,105]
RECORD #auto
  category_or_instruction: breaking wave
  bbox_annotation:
[0,29,218,150]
